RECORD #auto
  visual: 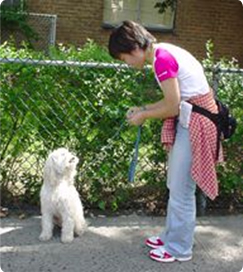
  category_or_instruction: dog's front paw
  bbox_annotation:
[61,234,74,243]
[39,232,52,241]
[75,220,88,236]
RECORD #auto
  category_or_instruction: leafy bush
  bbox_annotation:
[0,0,39,45]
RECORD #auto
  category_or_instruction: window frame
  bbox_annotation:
[102,0,177,33]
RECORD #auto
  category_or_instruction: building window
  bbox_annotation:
[1,0,23,7]
[103,0,175,31]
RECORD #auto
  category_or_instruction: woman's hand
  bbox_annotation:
[126,107,146,126]
[126,106,142,119]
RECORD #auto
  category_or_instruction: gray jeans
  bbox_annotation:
[160,123,196,258]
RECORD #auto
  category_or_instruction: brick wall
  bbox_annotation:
[26,0,243,66]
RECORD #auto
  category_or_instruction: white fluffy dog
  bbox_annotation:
[39,147,86,243]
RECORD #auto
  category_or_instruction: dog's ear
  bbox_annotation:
[43,156,58,186]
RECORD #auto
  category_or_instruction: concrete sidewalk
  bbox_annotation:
[0,214,243,272]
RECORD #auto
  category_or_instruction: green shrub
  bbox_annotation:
[0,1,39,46]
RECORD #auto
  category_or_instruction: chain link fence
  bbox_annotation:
[1,12,56,52]
[0,55,243,215]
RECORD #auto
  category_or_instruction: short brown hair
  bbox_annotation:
[108,20,157,60]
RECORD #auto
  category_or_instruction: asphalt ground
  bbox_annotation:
[0,214,243,272]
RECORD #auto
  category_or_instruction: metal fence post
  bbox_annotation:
[196,65,220,216]
[212,64,220,97]
[49,14,57,46]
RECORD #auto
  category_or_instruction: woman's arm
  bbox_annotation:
[144,77,180,118]
[127,78,180,125]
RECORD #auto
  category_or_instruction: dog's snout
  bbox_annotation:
[69,156,76,163]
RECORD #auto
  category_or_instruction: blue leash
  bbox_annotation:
[128,125,142,182]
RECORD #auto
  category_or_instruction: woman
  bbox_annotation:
[108,20,222,263]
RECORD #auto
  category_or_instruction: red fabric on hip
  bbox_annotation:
[161,91,223,200]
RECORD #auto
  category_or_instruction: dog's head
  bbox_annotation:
[43,148,79,186]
